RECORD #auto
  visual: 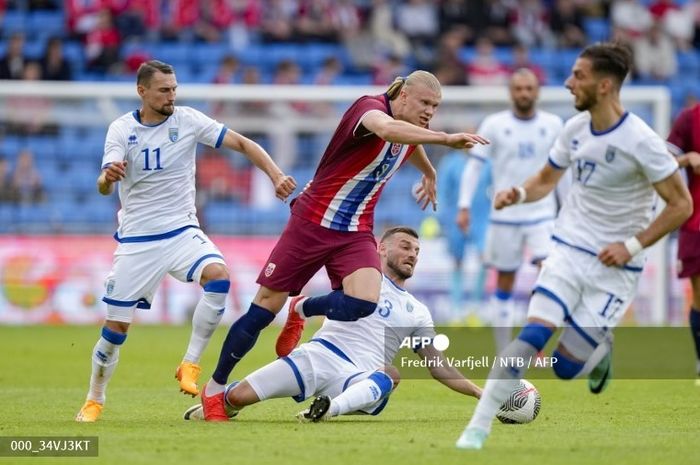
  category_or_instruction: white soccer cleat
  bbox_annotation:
[455,427,489,450]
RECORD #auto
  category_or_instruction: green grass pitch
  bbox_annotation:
[1,325,698,465]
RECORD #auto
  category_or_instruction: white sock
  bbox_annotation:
[87,337,121,404]
[579,339,611,377]
[205,378,226,395]
[491,294,515,355]
[330,378,384,417]
[184,291,226,363]
[467,338,537,433]
[294,297,310,319]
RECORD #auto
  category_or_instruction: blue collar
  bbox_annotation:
[590,111,629,136]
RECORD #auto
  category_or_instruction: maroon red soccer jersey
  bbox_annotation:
[668,104,700,231]
[291,94,417,232]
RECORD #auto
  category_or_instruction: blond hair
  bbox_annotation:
[386,70,442,100]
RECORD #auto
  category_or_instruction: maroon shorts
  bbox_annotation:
[257,214,381,295]
[678,229,700,278]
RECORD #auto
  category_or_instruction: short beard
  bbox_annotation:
[156,104,174,116]
[387,260,413,281]
[514,99,534,114]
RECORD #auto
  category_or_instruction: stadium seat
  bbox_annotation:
[1,11,26,36]
[27,11,65,39]
[583,18,610,43]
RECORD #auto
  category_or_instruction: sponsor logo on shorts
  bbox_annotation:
[106,279,115,295]
[264,262,276,277]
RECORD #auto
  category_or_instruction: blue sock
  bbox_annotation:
[212,303,275,385]
[301,290,376,321]
[690,308,700,370]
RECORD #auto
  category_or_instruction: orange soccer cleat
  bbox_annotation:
[75,400,103,422]
[176,361,202,397]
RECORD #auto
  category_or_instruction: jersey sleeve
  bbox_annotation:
[101,121,126,169]
[467,117,494,162]
[548,124,572,169]
[667,108,692,156]
[188,107,227,148]
[636,134,680,183]
[353,96,392,137]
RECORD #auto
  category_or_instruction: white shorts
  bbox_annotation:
[484,220,554,271]
[103,228,225,323]
[247,339,390,415]
[528,242,640,357]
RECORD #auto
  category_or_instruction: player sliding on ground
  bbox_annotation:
[185,227,482,422]
[456,42,692,450]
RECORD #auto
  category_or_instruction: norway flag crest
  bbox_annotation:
[264,262,276,277]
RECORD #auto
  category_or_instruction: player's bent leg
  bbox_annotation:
[177,264,231,397]
[324,368,395,419]
[76,320,129,422]
[457,315,556,449]
[300,268,381,322]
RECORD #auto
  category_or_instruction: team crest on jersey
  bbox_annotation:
[605,146,616,162]
[571,139,579,151]
[128,134,138,146]
[264,262,276,277]
[406,302,414,313]
[390,143,402,156]
[106,279,115,295]
[169,128,179,142]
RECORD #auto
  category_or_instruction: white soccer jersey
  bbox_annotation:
[549,111,678,270]
[101,106,226,241]
[311,275,436,372]
[468,110,563,223]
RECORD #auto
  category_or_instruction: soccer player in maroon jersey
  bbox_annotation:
[200,70,489,420]
[667,104,700,385]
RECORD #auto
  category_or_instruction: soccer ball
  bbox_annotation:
[496,379,541,424]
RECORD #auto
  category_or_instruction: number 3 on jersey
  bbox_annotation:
[141,147,163,171]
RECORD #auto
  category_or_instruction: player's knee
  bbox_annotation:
[104,320,129,336]
[368,370,394,398]
[517,323,554,351]
[201,263,229,285]
[551,349,584,380]
[381,365,401,389]
[203,279,230,294]
[329,293,376,321]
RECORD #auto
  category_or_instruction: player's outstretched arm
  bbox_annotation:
[599,170,692,267]
[417,345,482,399]
[360,110,489,149]
[97,161,127,196]
[408,146,437,211]
[220,129,297,201]
[494,163,564,210]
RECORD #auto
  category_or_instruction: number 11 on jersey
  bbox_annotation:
[141,147,163,171]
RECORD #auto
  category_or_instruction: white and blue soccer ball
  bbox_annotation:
[496,379,541,424]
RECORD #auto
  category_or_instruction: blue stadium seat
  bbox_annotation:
[677,50,700,75]
[27,11,65,39]
[1,11,27,36]
[583,18,610,43]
